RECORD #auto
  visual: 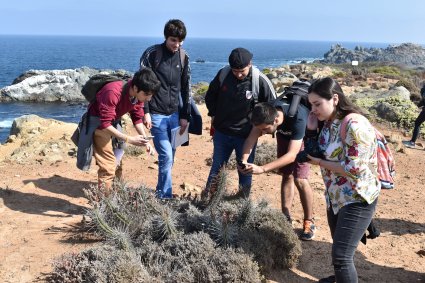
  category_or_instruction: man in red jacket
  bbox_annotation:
[88,68,160,193]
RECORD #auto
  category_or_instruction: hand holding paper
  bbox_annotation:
[171,123,189,149]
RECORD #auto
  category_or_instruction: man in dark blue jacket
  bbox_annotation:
[204,48,276,197]
[140,19,191,199]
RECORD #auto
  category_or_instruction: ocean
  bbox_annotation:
[0,35,391,142]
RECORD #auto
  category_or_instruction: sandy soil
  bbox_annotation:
[0,104,424,283]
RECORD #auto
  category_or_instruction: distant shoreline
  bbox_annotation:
[0,34,423,46]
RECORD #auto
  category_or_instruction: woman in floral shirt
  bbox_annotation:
[307,77,380,283]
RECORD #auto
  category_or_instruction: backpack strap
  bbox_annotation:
[153,44,162,71]
[251,66,260,103]
[218,65,261,103]
[154,44,186,73]
[340,113,362,142]
[178,48,186,71]
[218,65,231,87]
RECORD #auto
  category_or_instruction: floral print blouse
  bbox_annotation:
[318,114,380,214]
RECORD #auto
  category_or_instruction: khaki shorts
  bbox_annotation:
[276,133,310,179]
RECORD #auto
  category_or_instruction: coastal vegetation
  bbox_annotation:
[1,50,425,281]
[48,171,301,282]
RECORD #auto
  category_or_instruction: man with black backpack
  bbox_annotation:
[139,19,191,199]
[204,47,276,197]
[86,68,160,194]
[239,94,316,241]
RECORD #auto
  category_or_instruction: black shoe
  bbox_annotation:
[318,275,336,283]
[367,223,380,239]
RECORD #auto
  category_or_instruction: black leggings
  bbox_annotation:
[412,108,425,142]
[327,200,377,283]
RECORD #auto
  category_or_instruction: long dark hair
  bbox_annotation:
[308,77,365,119]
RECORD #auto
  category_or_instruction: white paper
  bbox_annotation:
[171,123,189,149]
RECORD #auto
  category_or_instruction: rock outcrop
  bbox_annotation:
[0,67,132,102]
[322,43,425,66]
[1,115,77,165]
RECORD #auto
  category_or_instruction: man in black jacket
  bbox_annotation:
[204,47,275,197]
[140,19,191,199]
[402,83,425,148]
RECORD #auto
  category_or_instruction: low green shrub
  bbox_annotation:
[371,66,401,78]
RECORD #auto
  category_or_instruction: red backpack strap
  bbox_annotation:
[340,113,362,142]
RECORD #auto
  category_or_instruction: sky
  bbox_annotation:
[0,0,424,44]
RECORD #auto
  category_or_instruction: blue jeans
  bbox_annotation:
[327,199,377,283]
[206,130,256,194]
[150,112,179,198]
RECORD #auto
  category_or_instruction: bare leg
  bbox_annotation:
[294,178,314,220]
[281,174,295,220]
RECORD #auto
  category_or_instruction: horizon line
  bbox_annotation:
[1,33,423,46]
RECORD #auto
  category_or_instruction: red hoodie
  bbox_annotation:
[88,80,145,129]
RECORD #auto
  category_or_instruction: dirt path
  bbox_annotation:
[0,104,424,282]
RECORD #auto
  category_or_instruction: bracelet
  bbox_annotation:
[124,136,129,143]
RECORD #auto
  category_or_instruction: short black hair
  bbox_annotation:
[251,102,278,126]
[132,68,161,95]
[164,19,187,40]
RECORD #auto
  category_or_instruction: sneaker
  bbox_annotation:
[402,140,416,148]
[300,219,316,241]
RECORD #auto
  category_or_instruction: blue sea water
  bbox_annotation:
[0,35,391,142]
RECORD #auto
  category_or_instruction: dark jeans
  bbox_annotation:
[206,130,256,194]
[411,108,425,142]
[327,199,377,283]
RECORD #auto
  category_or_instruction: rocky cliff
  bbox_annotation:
[322,43,425,66]
[0,67,131,102]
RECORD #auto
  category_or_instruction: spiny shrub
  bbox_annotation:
[239,205,302,271]
[253,141,277,169]
[150,205,180,242]
[137,232,262,283]
[52,174,301,282]
[205,141,277,170]
[124,144,145,156]
[50,245,154,283]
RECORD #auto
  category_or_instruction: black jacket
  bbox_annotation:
[140,43,191,119]
[205,67,275,138]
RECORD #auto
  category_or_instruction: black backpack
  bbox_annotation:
[277,80,311,118]
[81,73,130,103]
